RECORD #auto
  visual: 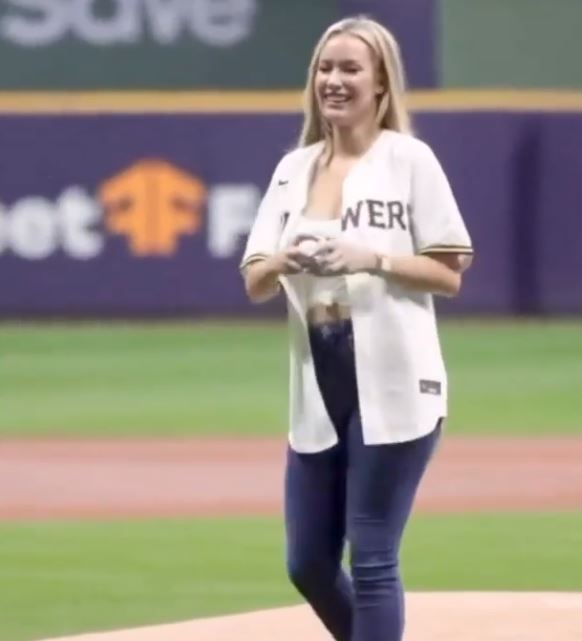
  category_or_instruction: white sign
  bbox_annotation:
[0,0,258,47]
[0,184,259,260]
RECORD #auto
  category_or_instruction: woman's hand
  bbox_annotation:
[312,239,378,275]
[243,246,310,303]
[265,246,313,275]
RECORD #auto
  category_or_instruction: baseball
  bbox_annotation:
[296,237,322,257]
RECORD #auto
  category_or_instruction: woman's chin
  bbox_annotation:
[321,111,355,128]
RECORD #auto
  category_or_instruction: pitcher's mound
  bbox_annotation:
[41,592,582,641]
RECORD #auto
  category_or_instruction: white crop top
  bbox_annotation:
[291,216,350,307]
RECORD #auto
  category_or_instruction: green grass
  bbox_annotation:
[1,512,581,641]
[442,320,582,434]
[0,321,581,437]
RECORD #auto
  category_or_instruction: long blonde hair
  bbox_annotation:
[298,16,411,147]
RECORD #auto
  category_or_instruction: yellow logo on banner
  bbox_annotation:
[99,159,207,256]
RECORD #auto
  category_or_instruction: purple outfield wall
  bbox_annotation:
[0,111,580,317]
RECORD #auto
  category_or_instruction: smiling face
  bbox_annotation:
[315,32,384,130]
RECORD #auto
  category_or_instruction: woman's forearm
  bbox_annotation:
[374,254,464,297]
[243,257,282,303]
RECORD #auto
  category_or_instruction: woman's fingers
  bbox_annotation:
[316,239,337,253]
[286,246,305,258]
[285,258,304,273]
[327,262,345,273]
[319,249,342,266]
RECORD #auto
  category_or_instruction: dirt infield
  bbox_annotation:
[40,594,582,641]
[3,435,582,641]
[1,436,582,519]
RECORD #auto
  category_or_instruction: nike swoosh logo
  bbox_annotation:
[277,179,289,185]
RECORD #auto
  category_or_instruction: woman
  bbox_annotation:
[240,16,473,641]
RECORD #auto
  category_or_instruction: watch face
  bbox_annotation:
[381,256,392,273]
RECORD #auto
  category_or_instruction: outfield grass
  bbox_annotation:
[1,321,581,437]
[1,512,581,641]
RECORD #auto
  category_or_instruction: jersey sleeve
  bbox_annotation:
[239,157,288,271]
[409,143,473,255]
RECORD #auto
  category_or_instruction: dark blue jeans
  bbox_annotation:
[284,319,441,641]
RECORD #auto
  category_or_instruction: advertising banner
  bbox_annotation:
[0,0,436,90]
[0,113,301,315]
[536,115,582,313]
[0,0,337,90]
[340,0,437,88]
[0,110,580,316]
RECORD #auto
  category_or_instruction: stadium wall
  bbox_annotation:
[1,96,580,317]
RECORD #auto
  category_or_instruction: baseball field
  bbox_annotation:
[1,320,582,641]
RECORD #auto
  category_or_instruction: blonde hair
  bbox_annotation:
[298,16,411,147]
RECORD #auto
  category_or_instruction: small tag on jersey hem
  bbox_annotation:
[419,379,442,395]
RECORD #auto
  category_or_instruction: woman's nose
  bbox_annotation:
[326,68,342,88]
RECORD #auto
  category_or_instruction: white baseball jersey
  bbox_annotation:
[241,130,473,453]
